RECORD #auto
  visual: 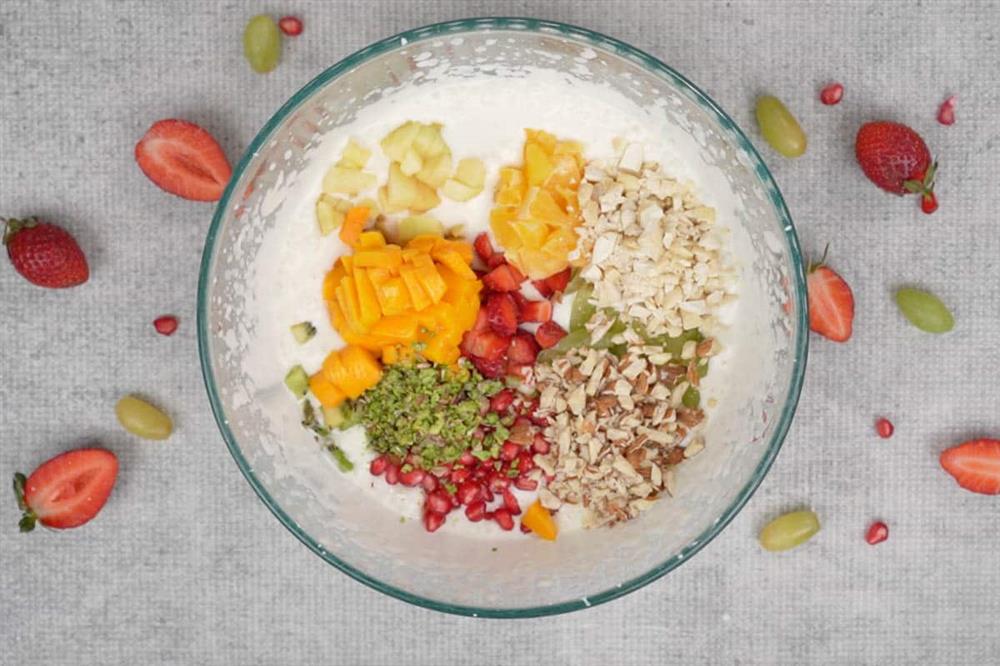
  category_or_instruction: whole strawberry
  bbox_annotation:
[855,121,938,214]
[4,217,89,288]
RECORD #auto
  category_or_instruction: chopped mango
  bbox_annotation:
[356,231,387,249]
[309,372,346,408]
[522,500,558,540]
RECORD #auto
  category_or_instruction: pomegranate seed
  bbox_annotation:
[513,476,538,491]
[450,467,471,484]
[426,490,451,514]
[490,389,516,413]
[423,510,446,533]
[399,469,425,487]
[531,434,551,454]
[502,488,522,515]
[456,480,482,505]
[530,413,549,427]
[920,192,938,215]
[500,441,520,462]
[278,16,303,36]
[820,82,844,106]
[465,501,486,522]
[517,450,535,473]
[153,315,178,336]
[483,510,495,520]
[481,485,494,503]
[488,472,511,492]
[421,474,439,493]
[937,95,956,126]
[472,466,488,481]
[865,521,889,545]
[369,456,388,476]
[494,508,514,531]
[520,398,539,415]
[875,417,895,439]
[519,521,532,533]
[459,450,476,466]
[450,492,461,508]
[384,464,400,485]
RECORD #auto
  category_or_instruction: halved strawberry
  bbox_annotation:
[482,264,523,292]
[807,249,854,342]
[14,448,119,532]
[485,293,519,336]
[462,329,511,361]
[535,321,567,349]
[940,438,1000,495]
[473,233,494,263]
[508,331,540,365]
[521,299,553,323]
[135,119,232,201]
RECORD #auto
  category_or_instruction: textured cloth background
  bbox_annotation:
[1,1,998,664]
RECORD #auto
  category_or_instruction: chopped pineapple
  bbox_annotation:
[454,158,485,189]
[336,139,372,170]
[380,121,423,162]
[386,162,440,213]
[322,165,377,195]
[400,148,423,176]
[441,178,480,202]
[397,216,444,244]
[415,152,452,188]
[316,193,351,235]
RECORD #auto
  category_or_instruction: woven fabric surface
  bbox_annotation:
[1,1,998,664]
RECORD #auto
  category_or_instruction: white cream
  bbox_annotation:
[243,68,765,538]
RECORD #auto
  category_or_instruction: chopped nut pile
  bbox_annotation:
[532,343,715,528]
[570,145,736,339]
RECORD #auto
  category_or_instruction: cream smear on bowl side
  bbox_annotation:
[240,67,763,538]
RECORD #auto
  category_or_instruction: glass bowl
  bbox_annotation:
[198,18,807,618]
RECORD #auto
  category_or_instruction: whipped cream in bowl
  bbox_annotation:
[199,18,807,617]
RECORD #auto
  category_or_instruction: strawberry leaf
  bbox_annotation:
[12,472,28,511]
[902,180,924,194]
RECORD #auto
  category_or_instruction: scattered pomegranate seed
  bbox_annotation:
[865,521,889,545]
[531,433,550,454]
[278,16,303,36]
[449,467,471,484]
[875,417,895,439]
[426,490,451,514]
[502,488,521,515]
[490,389,515,413]
[820,82,844,106]
[517,450,535,473]
[459,450,476,466]
[487,471,510,492]
[399,469,425,487]
[456,480,482,506]
[937,95,956,126]
[420,474,438,493]
[465,501,486,522]
[423,510,446,533]
[920,192,938,215]
[519,521,532,533]
[369,456,388,476]
[153,315,178,336]
[384,464,399,485]
[494,508,514,530]
[500,441,520,462]
[513,476,538,491]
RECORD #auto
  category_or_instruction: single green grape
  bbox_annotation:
[755,95,807,158]
[115,395,173,440]
[243,15,282,73]
[758,510,820,551]
[895,287,954,333]
[569,283,596,331]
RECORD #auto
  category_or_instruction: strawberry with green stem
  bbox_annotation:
[4,217,89,288]
[855,121,938,215]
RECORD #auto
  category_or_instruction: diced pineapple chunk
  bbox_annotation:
[400,148,423,176]
[397,216,444,245]
[337,138,372,169]
[316,193,349,235]
[322,165,377,195]
[454,158,485,189]
[380,121,422,162]
[412,123,448,159]
[386,162,440,213]
[415,152,452,188]
[441,178,480,202]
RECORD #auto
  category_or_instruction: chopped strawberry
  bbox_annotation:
[506,262,526,284]
[489,388,516,413]
[482,264,523,292]
[532,279,553,297]
[508,331,540,365]
[485,292,519,337]
[940,438,1000,495]
[14,448,119,532]
[542,267,571,294]
[534,321,568,349]
[520,299,553,323]
[135,119,232,201]
[471,355,506,379]
[462,329,510,361]
[486,252,507,269]
[471,307,490,332]
[510,290,530,317]
[473,233,494,262]
[506,362,531,379]
[807,250,854,342]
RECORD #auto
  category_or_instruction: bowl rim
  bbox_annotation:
[198,16,809,619]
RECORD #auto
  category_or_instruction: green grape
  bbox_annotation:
[243,15,282,73]
[895,287,954,333]
[758,510,820,551]
[755,95,807,158]
[682,386,701,409]
[115,395,173,440]
[569,283,596,331]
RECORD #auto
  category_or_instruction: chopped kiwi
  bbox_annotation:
[284,365,309,398]
[290,321,316,344]
[322,405,345,428]
[327,444,354,472]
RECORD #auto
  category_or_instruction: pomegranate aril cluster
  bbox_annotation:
[368,389,552,533]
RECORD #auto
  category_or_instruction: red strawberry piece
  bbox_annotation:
[855,122,938,214]
[4,218,89,288]
[423,510,446,532]
[485,292,519,337]
[534,321,568,349]
[806,248,854,342]
[520,299,553,323]
[483,264,525,292]
[532,279,553,297]
[471,356,506,379]
[278,16,303,36]
[506,263,526,284]
[14,448,118,532]
[463,329,510,361]
[937,95,956,126]
[508,331,540,365]
[502,488,522,516]
[494,508,515,530]
[473,233,494,262]
[135,119,232,201]
[490,388,516,413]
[153,315,179,336]
[486,252,507,269]
[510,290,530,316]
[865,521,889,545]
[820,82,844,106]
[542,267,571,294]
[939,438,1000,495]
